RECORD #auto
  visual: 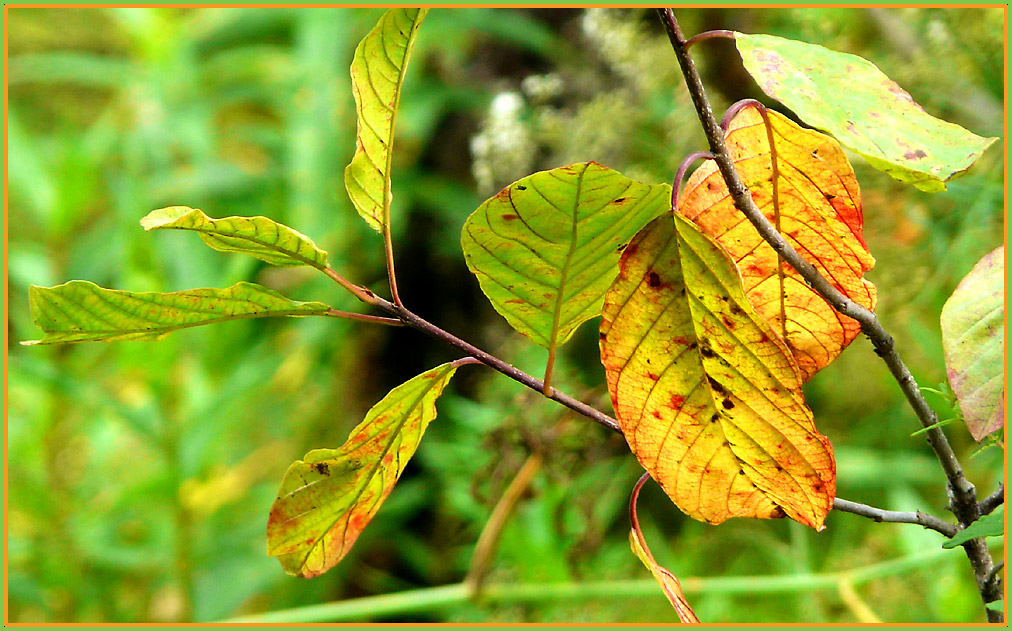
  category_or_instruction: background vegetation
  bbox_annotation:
[7,7,1004,623]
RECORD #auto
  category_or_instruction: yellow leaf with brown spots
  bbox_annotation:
[267,361,461,577]
[600,214,835,528]
[678,107,876,381]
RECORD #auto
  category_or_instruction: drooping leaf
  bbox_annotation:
[985,602,1004,613]
[942,506,1004,549]
[267,361,461,577]
[461,162,670,350]
[940,246,1005,441]
[678,107,876,381]
[600,214,835,528]
[344,8,428,233]
[629,473,700,623]
[735,33,997,192]
[23,281,331,345]
[141,206,329,269]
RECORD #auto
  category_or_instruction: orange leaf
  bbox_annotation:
[629,473,700,623]
[678,107,876,380]
[600,214,835,528]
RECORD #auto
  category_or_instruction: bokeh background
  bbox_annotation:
[6,7,1005,623]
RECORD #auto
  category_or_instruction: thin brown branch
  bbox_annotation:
[683,29,735,48]
[979,483,1004,515]
[325,309,404,326]
[656,8,998,621]
[833,498,958,538]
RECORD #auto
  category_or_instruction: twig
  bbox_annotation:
[655,8,998,621]
[833,498,958,538]
[683,29,735,49]
[979,483,1004,515]
[325,309,404,326]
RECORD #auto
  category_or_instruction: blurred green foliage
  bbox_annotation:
[7,7,1004,623]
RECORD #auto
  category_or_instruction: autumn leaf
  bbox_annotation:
[23,281,331,345]
[267,361,462,577]
[345,8,428,233]
[629,473,700,623]
[735,33,997,192]
[141,206,329,269]
[600,214,835,528]
[940,246,1005,441]
[461,162,670,352]
[678,107,876,381]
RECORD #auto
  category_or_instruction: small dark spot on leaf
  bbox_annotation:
[612,197,628,204]
[501,214,518,220]
[771,506,786,518]
[647,272,661,288]
[722,399,734,410]
[688,342,698,350]
[700,346,716,359]
[706,375,726,394]
[311,462,330,476]
[599,332,607,340]
[739,469,746,476]
[710,413,719,423]
[903,149,928,160]
[616,243,628,253]
[515,185,527,191]
[647,372,660,381]
[824,193,836,201]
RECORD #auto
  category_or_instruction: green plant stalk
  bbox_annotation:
[220,547,964,623]
[656,8,999,620]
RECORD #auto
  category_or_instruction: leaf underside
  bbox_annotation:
[141,206,329,269]
[600,214,835,528]
[940,246,1005,441]
[24,280,331,345]
[345,8,429,233]
[462,161,671,350]
[267,362,459,578]
[735,32,997,192]
[679,108,876,381]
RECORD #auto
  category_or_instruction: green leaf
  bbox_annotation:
[943,506,1004,548]
[600,215,835,529]
[267,361,461,577]
[140,206,329,269]
[940,246,1004,441]
[344,8,428,233]
[461,162,670,350]
[735,33,997,192]
[23,281,331,345]
[985,601,1004,613]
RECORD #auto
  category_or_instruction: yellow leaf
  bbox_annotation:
[678,108,876,380]
[600,215,835,528]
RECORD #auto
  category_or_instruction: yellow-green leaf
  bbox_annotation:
[941,246,1005,441]
[600,215,835,528]
[678,108,876,381]
[267,361,460,577]
[461,162,670,349]
[345,8,428,232]
[141,206,329,269]
[735,33,997,192]
[23,281,331,345]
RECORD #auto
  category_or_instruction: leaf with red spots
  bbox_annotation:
[735,33,996,192]
[600,214,835,528]
[629,473,700,623]
[461,162,670,354]
[267,361,461,577]
[345,8,428,232]
[678,107,876,381]
[941,246,1005,441]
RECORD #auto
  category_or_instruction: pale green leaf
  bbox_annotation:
[736,33,997,192]
[141,206,328,269]
[943,506,1004,548]
[24,280,331,345]
[267,361,461,577]
[940,246,1005,441]
[344,8,428,232]
[461,161,670,350]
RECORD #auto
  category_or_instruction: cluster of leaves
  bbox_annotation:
[20,7,1003,620]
